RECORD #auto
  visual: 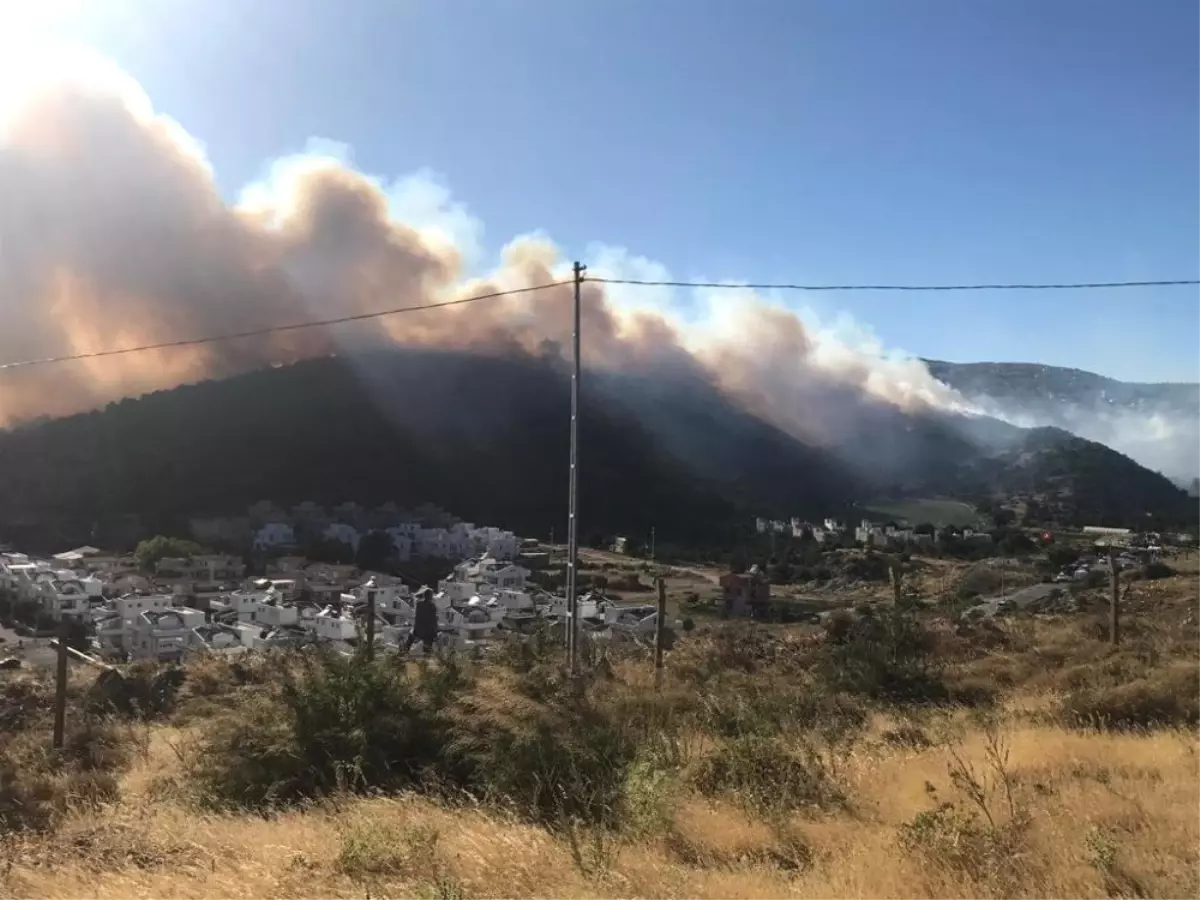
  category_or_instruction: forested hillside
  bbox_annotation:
[0,349,1192,552]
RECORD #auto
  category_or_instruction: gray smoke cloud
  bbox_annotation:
[0,50,1007,453]
[956,395,1200,482]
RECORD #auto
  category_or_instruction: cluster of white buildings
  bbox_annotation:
[251,517,520,562]
[2,542,662,665]
[756,517,850,543]
[754,515,996,550]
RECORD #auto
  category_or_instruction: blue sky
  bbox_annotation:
[36,0,1200,382]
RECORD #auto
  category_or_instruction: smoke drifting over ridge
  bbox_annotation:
[0,52,972,449]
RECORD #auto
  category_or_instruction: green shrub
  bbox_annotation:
[337,822,441,881]
[692,736,843,814]
[898,802,1028,892]
[445,670,639,829]
[188,648,469,809]
[820,606,948,704]
[1139,561,1175,581]
[956,567,1003,600]
[696,674,864,741]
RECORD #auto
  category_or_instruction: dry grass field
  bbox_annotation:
[1,557,1196,899]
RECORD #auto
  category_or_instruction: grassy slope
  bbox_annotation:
[1,558,1197,900]
[2,718,1195,900]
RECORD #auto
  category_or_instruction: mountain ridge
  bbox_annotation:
[0,349,1192,552]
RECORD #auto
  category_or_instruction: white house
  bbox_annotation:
[465,526,519,560]
[93,613,127,657]
[442,597,498,642]
[256,597,300,629]
[190,554,245,583]
[855,521,884,546]
[543,593,601,621]
[111,572,154,595]
[112,593,174,624]
[228,589,270,623]
[452,555,530,591]
[605,603,659,636]
[414,528,449,558]
[489,588,535,613]
[313,605,358,642]
[254,523,296,552]
[38,575,93,621]
[356,581,414,619]
[385,527,414,561]
[129,610,192,662]
[94,603,204,662]
[192,623,246,653]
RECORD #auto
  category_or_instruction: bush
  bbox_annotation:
[696,673,864,741]
[337,822,443,882]
[0,716,129,834]
[820,606,948,704]
[89,663,187,719]
[188,649,468,809]
[898,802,1028,893]
[1059,664,1199,730]
[844,556,892,585]
[1139,561,1176,581]
[956,567,1003,600]
[692,736,843,814]
[446,670,639,829]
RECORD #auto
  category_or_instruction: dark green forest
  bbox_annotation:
[0,349,1192,553]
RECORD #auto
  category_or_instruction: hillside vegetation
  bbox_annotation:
[0,349,1192,554]
[1,558,1196,899]
[0,350,863,552]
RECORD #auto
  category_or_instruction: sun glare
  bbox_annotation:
[0,6,143,135]
[0,0,86,33]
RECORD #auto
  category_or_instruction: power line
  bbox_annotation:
[586,276,1200,292]
[3,271,1194,372]
[0,281,571,371]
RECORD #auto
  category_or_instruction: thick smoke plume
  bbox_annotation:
[0,53,972,448]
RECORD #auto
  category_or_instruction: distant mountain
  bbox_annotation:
[925,360,1200,481]
[949,426,1196,528]
[0,350,1192,552]
[923,360,1199,409]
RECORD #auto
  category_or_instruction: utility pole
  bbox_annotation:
[654,577,667,689]
[650,526,656,563]
[566,261,586,674]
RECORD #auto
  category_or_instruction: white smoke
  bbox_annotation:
[0,44,1038,456]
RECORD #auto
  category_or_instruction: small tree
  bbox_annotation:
[134,536,205,571]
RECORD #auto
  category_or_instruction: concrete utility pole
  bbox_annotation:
[566,261,586,674]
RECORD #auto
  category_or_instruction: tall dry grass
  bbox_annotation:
[0,572,1196,900]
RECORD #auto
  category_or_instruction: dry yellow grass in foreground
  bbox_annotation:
[1,712,1196,900]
